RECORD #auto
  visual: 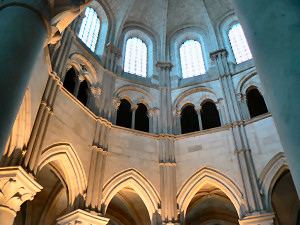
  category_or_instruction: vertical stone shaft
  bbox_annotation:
[0,3,49,156]
[231,0,300,194]
[210,50,263,213]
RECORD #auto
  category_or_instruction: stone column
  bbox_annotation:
[156,62,173,134]
[0,166,42,225]
[172,109,181,135]
[88,87,102,115]
[159,135,178,224]
[57,209,109,225]
[111,97,121,125]
[216,98,227,125]
[210,49,264,215]
[131,104,138,130]
[231,0,300,194]
[104,44,122,73]
[195,106,203,130]
[236,93,250,120]
[148,107,160,134]
[0,1,49,157]
[74,74,85,98]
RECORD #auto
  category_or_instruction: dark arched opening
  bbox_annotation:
[246,88,268,118]
[63,67,76,94]
[77,80,89,106]
[271,170,300,225]
[116,99,132,129]
[135,103,149,132]
[201,101,221,130]
[181,105,199,134]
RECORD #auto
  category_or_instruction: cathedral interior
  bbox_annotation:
[0,0,299,225]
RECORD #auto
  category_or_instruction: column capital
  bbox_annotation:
[194,106,202,113]
[236,93,247,102]
[172,108,181,118]
[105,43,122,58]
[112,97,121,110]
[147,107,160,118]
[239,213,275,225]
[156,62,173,71]
[131,104,139,112]
[90,87,102,98]
[209,49,228,61]
[57,209,110,225]
[0,166,42,214]
[77,73,85,82]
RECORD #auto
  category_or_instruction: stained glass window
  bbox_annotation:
[228,23,253,64]
[78,7,100,52]
[124,37,147,77]
[180,40,206,78]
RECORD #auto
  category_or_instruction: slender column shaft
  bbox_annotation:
[0,4,48,156]
[231,0,300,194]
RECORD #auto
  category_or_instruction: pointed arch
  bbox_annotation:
[36,143,87,207]
[177,167,245,218]
[259,152,289,211]
[102,169,160,219]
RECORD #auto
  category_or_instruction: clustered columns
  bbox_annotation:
[172,108,181,135]
[236,93,250,120]
[159,135,178,224]
[231,0,300,195]
[210,49,274,223]
[88,86,102,112]
[147,107,160,133]
[156,62,174,134]
[216,98,227,126]
[104,44,122,74]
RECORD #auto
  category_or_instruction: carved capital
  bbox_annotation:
[105,44,122,58]
[131,104,138,112]
[148,107,160,118]
[236,93,247,102]
[194,106,202,114]
[209,49,228,61]
[0,167,42,214]
[77,74,85,82]
[112,98,121,110]
[156,62,173,71]
[57,209,110,225]
[90,87,102,98]
[172,108,181,118]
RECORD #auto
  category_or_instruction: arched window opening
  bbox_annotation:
[63,68,76,94]
[246,88,268,118]
[228,23,253,64]
[181,105,199,134]
[77,80,89,106]
[124,37,147,77]
[78,7,100,52]
[271,170,300,225]
[116,99,132,129]
[180,39,206,78]
[201,101,221,130]
[135,103,149,132]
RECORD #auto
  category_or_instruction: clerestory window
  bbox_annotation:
[78,7,100,52]
[124,37,147,77]
[180,40,206,78]
[228,23,253,64]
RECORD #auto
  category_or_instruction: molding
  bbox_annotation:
[239,213,275,225]
[57,209,110,225]
[0,166,42,213]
